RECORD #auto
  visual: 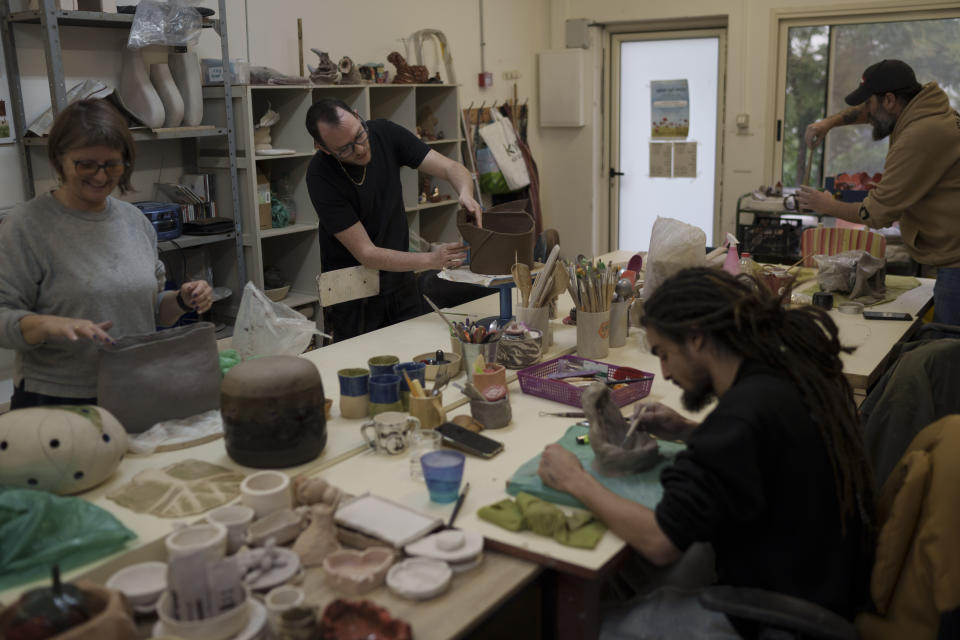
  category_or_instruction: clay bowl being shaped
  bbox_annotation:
[105,561,167,609]
[246,508,305,547]
[385,557,452,601]
[156,585,251,640]
[322,547,396,595]
[221,355,327,468]
[457,201,535,275]
[412,351,462,380]
[320,599,413,640]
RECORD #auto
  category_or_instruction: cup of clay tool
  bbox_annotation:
[409,392,446,430]
[577,310,610,359]
[368,355,400,376]
[394,361,427,411]
[459,339,500,384]
[421,450,466,503]
[368,374,402,416]
[338,368,370,419]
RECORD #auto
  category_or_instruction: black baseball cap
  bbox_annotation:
[845,59,921,105]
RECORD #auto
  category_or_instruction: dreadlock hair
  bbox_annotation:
[641,267,876,535]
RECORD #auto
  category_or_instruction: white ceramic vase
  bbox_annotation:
[119,49,165,128]
[150,63,184,128]
[168,50,203,126]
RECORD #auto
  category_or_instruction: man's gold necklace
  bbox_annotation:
[338,159,366,186]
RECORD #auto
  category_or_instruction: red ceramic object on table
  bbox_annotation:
[319,600,412,640]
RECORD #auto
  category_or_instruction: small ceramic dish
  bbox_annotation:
[322,547,396,595]
[412,351,462,380]
[154,596,267,640]
[106,561,167,608]
[155,586,251,640]
[448,551,484,574]
[403,529,483,564]
[242,546,302,592]
[385,557,452,601]
[246,508,305,547]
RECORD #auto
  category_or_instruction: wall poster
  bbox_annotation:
[651,79,689,139]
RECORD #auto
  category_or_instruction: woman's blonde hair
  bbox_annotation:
[47,99,136,194]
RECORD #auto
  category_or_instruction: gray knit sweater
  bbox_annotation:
[0,192,165,398]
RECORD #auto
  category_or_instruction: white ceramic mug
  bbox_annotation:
[165,522,228,564]
[240,470,293,519]
[205,504,255,554]
[361,411,419,455]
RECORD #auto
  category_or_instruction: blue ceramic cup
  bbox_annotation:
[368,355,400,377]
[420,450,466,503]
[369,374,401,405]
[338,368,369,397]
[394,362,427,392]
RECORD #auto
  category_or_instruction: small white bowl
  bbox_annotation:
[106,561,167,607]
[385,557,452,600]
[156,586,250,640]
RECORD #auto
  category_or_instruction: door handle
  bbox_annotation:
[609,168,625,178]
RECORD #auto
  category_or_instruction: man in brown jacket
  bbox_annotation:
[798,59,960,325]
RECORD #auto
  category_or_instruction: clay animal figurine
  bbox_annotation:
[293,476,348,509]
[387,51,429,84]
[581,383,660,476]
[0,406,127,495]
[308,49,340,84]
[292,503,342,568]
[337,56,362,85]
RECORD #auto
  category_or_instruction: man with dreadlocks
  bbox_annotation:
[538,267,876,638]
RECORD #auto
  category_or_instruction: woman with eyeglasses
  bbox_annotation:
[0,99,213,408]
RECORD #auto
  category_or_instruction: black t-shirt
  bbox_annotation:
[655,360,873,620]
[306,119,430,293]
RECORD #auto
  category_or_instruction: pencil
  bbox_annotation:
[447,482,470,528]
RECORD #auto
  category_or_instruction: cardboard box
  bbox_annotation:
[257,171,272,230]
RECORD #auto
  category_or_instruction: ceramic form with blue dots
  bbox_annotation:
[0,405,127,495]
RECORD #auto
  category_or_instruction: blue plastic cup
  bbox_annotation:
[420,450,466,504]
[368,355,400,376]
[369,374,401,405]
[338,368,370,397]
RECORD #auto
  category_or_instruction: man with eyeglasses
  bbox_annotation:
[798,59,960,326]
[305,97,483,340]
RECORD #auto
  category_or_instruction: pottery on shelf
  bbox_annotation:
[221,355,327,468]
[149,62,184,128]
[246,508,306,547]
[457,199,535,275]
[0,406,127,495]
[292,503,341,567]
[118,48,164,128]
[168,49,203,126]
[322,547,395,595]
[385,557,452,600]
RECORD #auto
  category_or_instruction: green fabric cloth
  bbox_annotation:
[800,274,920,306]
[507,425,686,510]
[478,491,607,549]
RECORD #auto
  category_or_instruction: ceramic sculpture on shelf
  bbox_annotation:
[387,51,429,84]
[168,48,203,126]
[337,56,361,85]
[253,104,280,152]
[118,49,164,128]
[0,406,127,495]
[149,62,184,128]
[308,49,339,84]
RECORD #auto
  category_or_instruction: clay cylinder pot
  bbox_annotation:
[457,200,535,275]
[221,355,327,468]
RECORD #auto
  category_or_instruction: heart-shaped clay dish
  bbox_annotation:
[322,547,396,595]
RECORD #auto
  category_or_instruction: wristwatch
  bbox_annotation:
[175,291,193,312]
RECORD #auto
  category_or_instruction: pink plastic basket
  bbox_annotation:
[517,355,655,408]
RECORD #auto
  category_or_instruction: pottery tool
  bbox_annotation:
[530,244,561,308]
[512,262,532,307]
[455,382,487,403]
[621,405,649,447]
[423,294,459,337]
[604,375,655,386]
[410,378,426,398]
[447,482,470,528]
[431,371,452,396]
[538,411,587,418]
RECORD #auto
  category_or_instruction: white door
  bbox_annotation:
[610,32,725,250]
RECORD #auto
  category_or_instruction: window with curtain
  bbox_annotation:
[781,17,960,188]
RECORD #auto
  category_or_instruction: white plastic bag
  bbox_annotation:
[127,0,202,49]
[479,110,530,191]
[232,282,327,359]
[642,217,706,299]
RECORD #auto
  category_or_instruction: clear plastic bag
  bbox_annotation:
[231,282,327,360]
[642,216,707,299]
[814,250,886,302]
[127,0,202,49]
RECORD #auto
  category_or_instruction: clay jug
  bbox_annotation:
[457,199,535,275]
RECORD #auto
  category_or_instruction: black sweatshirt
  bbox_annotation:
[655,360,873,619]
